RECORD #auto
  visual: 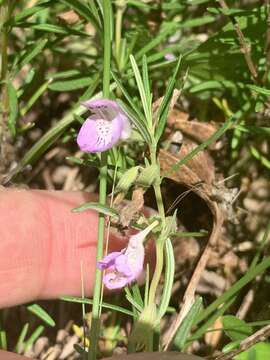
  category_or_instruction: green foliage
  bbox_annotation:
[72,201,119,218]
[173,297,203,351]
[235,343,270,360]
[27,304,55,327]
[1,0,270,358]
[222,315,253,342]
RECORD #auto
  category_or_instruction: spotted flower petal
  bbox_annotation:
[77,99,131,153]
[97,221,158,290]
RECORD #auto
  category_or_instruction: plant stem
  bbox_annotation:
[263,0,270,83]
[218,0,258,83]
[0,0,10,134]
[103,0,111,99]
[148,238,164,304]
[148,146,166,304]
[115,0,125,67]
[88,1,111,359]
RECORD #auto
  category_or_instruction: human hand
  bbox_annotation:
[0,189,153,359]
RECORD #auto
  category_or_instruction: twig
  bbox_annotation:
[163,202,223,350]
[263,0,270,83]
[212,324,270,360]
[236,288,254,320]
[218,0,258,83]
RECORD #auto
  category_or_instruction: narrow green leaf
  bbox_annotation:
[117,99,152,144]
[130,283,144,309]
[24,326,44,351]
[190,80,235,93]
[235,342,270,360]
[115,166,140,193]
[61,296,135,317]
[235,125,270,137]
[157,239,175,320]
[47,69,82,80]
[21,80,50,116]
[72,202,118,218]
[250,146,270,170]
[173,297,203,350]
[0,330,7,350]
[125,288,143,313]
[207,7,251,16]
[19,38,48,68]
[180,16,215,28]
[155,56,182,141]
[195,256,270,326]
[136,164,160,187]
[17,22,87,36]
[247,84,270,96]
[130,55,151,125]
[187,0,211,4]
[7,80,18,137]
[111,71,145,121]
[11,1,53,23]
[49,76,93,91]
[222,316,252,342]
[188,296,236,343]
[15,323,29,353]
[27,304,55,327]
[21,114,75,166]
[142,55,151,105]
[222,340,242,353]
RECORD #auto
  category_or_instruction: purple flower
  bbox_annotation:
[98,221,158,289]
[77,99,131,153]
[164,53,176,61]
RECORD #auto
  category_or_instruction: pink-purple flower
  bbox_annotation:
[98,221,158,289]
[164,53,176,61]
[77,99,131,153]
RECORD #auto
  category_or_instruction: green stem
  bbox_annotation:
[148,146,166,305]
[88,1,111,359]
[148,238,164,304]
[115,0,125,67]
[0,0,11,130]
[103,0,111,99]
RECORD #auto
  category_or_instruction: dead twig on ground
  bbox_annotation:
[211,324,270,360]
[218,0,258,83]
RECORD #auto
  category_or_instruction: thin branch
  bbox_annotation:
[263,0,270,83]
[163,202,223,350]
[218,0,258,83]
[212,324,270,360]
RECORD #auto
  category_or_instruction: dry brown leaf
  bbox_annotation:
[168,110,218,149]
[160,115,224,349]
[57,10,80,25]
[115,188,145,227]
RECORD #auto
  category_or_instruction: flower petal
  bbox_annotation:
[76,116,123,153]
[125,244,144,279]
[119,113,131,140]
[81,99,120,121]
[114,254,133,277]
[103,271,129,289]
[97,251,122,270]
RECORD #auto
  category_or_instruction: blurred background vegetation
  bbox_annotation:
[0,0,270,359]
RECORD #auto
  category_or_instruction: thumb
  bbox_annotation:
[0,350,34,360]
[0,189,127,308]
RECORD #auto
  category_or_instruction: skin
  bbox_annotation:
[0,189,154,360]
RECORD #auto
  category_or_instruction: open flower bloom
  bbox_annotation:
[98,221,158,289]
[77,99,131,153]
